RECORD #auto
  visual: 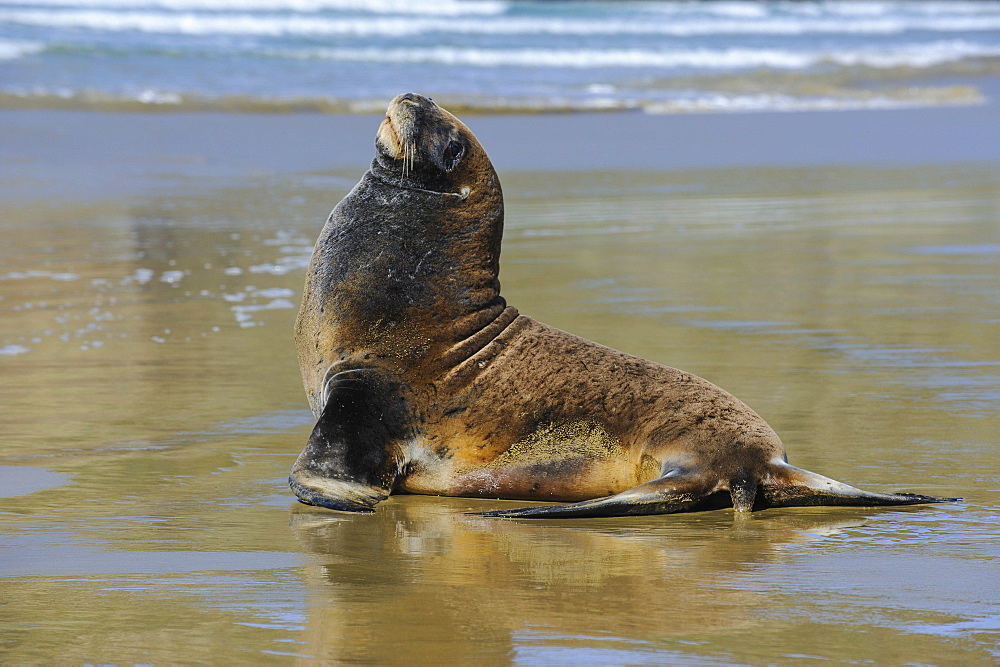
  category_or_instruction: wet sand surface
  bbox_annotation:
[1,109,998,662]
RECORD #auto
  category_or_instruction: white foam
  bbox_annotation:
[642,1,996,20]
[305,42,1000,70]
[825,39,999,69]
[643,91,980,115]
[247,263,289,275]
[3,0,506,15]
[0,40,44,61]
[135,88,182,104]
[308,46,813,69]
[231,298,295,327]
[4,8,1000,38]
[0,10,419,36]
[0,344,31,357]
[474,15,1000,38]
[159,269,186,284]
[128,268,155,284]
[0,270,79,281]
[251,287,295,299]
[243,298,295,311]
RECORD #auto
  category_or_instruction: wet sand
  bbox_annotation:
[1,106,999,662]
[3,103,1000,205]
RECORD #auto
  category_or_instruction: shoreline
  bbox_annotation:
[2,103,999,206]
[0,85,987,117]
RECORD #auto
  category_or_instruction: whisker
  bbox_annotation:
[328,369,378,380]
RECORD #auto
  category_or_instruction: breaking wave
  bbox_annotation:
[2,0,998,115]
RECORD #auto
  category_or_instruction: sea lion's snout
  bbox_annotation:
[386,92,434,126]
[377,93,435,173]
[378,93,434,154]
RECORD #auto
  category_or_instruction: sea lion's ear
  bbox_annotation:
[440,139,466,171]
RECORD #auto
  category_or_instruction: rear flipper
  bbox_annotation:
[476,460,960,519]
[761,460,961,508]
[476,470,716,518]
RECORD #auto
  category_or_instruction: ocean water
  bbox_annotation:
[2,0,999,114]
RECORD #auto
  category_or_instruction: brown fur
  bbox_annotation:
[289,93,957,517]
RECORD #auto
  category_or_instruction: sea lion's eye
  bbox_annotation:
[442,141,465,170]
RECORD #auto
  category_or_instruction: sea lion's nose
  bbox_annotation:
[397,92,433,107]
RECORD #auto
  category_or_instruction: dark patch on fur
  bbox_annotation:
[297,367,413,490]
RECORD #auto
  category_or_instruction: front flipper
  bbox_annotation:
[289,366,411,513]
[476,471,716,519]
[289,475,389,513]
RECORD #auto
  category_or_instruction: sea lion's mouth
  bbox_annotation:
[376,93,426,176]
[376,115,407,162]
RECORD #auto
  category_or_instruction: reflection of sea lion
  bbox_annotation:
[289,92,957,518]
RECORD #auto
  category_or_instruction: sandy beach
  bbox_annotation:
[2,101,999,663]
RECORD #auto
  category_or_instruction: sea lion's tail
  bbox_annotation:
[476,459,959,519]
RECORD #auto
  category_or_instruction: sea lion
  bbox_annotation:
[289,92,957,518]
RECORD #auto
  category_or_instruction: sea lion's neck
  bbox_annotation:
[312,170,506,368]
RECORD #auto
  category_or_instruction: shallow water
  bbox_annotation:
[2,127,999,662]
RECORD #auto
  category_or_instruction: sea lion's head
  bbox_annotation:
[372,93,499,204]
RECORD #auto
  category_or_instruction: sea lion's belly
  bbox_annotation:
[398,418,656,501]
